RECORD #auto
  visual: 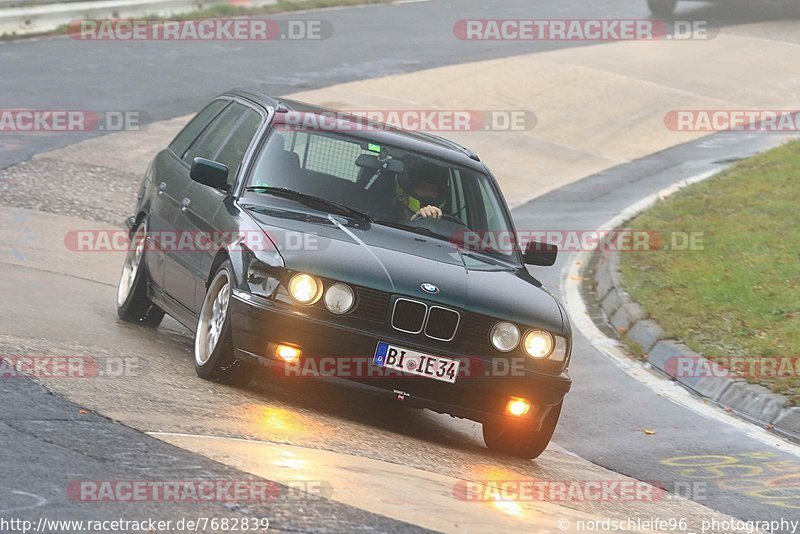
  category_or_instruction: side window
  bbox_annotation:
[169,100,228,158]
[183,103,247,165]
[214,109,262,184]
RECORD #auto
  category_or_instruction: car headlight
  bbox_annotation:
[523,329,554,359]
[490,322,520,352]
[288,273,322,305]
[324,282,355,314]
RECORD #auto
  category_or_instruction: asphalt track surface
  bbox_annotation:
[2,0,800,532]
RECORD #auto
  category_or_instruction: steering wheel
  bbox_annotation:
[407,213,470,236]
[439,213,469,227]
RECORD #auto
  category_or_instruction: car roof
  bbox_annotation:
[226,88,489,174]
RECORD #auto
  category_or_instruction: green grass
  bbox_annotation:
[619,140,800,405]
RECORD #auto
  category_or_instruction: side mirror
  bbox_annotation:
[523,241,558,266]
[190,157,229,191]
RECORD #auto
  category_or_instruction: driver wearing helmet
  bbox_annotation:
[395,160,448,221]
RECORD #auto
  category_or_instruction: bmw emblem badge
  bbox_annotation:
[421,283,439,294]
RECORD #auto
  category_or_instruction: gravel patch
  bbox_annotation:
[0,156,139,225]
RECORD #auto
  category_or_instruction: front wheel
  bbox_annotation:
[194,261,255,386]
[647,0,677,17]
[117,221,164,327]
[482,402,562,459]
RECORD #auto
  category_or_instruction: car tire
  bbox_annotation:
[482,401,562,460]
[647,0,677,17]
[117,220,165,327]
[194,260,255,387]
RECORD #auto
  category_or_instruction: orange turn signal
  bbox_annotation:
[275,344,302,364]
[505,397,531,417]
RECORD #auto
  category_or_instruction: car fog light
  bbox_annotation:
[288,273,322,304]
[275,344,302,364]
[523,330,554,359]
[324,283,355,314]
[490,322,520,352]
[505,397,531,417]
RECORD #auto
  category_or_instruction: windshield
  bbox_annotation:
[247,126,519,260]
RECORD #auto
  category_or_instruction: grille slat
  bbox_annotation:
[454,313,495,355]
[352,287,390,322]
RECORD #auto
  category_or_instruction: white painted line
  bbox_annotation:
[561,169,800,458]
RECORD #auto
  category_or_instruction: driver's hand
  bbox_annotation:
[411,205,442,221]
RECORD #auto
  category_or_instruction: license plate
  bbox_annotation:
[373,342,460,384]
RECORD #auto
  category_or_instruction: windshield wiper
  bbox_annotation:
[245,186,373,222]
[374,219,451,242]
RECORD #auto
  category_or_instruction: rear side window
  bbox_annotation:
[169,100,228,158]
[183,103,248,165]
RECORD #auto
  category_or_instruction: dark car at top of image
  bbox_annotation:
[646,0,800,17]
[116,89,572,459]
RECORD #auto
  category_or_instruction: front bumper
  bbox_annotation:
[230,291,571,428]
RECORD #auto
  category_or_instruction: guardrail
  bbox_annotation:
[0,0,277,36]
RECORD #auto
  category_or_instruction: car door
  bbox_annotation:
[167,101,263,314]
[186,103,264,313]
[146,99,229,292]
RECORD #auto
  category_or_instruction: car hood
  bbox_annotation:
[244,204,565,335]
